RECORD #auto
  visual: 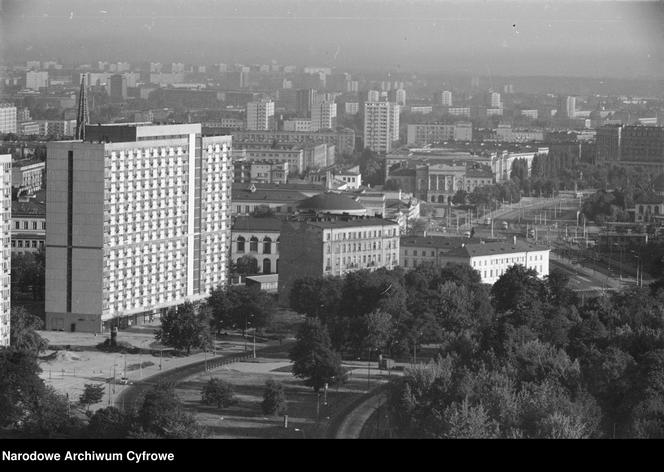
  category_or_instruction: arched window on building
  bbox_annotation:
[263,237,272,254]
[250,236,258,252]
[263,258,272,274]
[237,236,245,252]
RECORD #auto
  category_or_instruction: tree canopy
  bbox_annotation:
[155,302,212,354]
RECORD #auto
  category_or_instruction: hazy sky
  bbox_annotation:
[2,0,664,78]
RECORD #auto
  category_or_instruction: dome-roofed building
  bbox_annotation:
[297,192,367,215]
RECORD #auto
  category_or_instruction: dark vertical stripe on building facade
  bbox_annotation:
[66,150,73,312]
[193,136,202,292]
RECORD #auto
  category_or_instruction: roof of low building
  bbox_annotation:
[298,192,365,211]
[445,240,550,258]
[12,158,45,169]
[401,235,482,249]
[232,187,309,203]
[12,195,46,217]
[307,217,399,229]
[231,182,324,192]
[245,274,279,283]
[232,216,283,232]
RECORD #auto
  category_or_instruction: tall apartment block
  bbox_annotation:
[311,100,337,131]
[296,89,317,118]
[566,96,576,119]
[433,91,453,107]
[45,123,232,333]
[367,90,380,103]
[595,125,622,164]
[490,92,502,109]
[363,101,400,153]
[246,99,275,131]
[0,104,17,134]
[0,155,11,346]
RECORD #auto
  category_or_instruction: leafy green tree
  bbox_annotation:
[0,349,45,429]
[229,285,274,334]
[10,306,48,354]
[451,189,468,205]
[79,384,105,411]
[21,385,84,438]
[289,276,343,323]
[201,378,236,409]
[133,382,208,439]
[87,406,131,439]
[261,380,288,415]
[290,318,345,392]
[363,310,394,353]
[233,255,259,276]
[491,265,545,314]
[155,302,212,355]
[443,399,500,438]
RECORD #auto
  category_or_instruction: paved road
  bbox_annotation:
[550,254,628,293]
[330,387,389,439]
[114,341,291,411]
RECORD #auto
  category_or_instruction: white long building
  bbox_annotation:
[445,240,550,284]
[0,155,11,346]
[406,123,472,145]
[45,123,232,333]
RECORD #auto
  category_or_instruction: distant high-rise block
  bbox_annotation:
[364,102,400,153]
[109,74,128,102]
[246,99,275,131]
[45,123,232,333]
[0,104,17,134]
[296,89,317,118]
[25,71,49,90]
[367,90,380,103]
[311,100,337,131]
[490,92,502,109]
[434,91,453,107]
[566,96,576,119]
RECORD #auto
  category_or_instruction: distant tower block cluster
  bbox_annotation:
[45,123,233,333]
[0,155,11,346]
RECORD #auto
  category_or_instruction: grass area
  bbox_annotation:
[269,308,305,337]
[176,357,391,439]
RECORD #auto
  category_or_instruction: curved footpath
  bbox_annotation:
[115,342,290,411]
[328,384,389,439]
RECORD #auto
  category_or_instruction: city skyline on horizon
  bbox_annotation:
[1,0,663,79]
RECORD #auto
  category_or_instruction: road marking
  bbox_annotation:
[577,276,591,282]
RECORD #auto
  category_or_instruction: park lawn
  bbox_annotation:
[175,358,391,439]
